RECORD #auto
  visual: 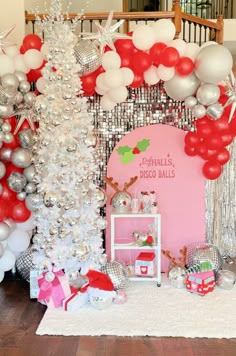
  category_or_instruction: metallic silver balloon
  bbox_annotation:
[7,172,27,192]
[184,96,198,109]
[3,132,14,143]
[0,104,14,118]
[0,161,6,179]
[19,80,31,94]
[1,73,19,89]
[17,191,27,200]
[74,40,102,76]
[24,92,36,107]
[25,182,37,194]
[15,91,24,105]
[0,86,17,105]
[1,122,11,133]
[192,104,206,118]
[14,71,27,82]
[164,73,200,101]
[168,266,186,288]
[0,147,12,161]
[0,222,10,241]
[216,269,236,290]
[196,83,220,106]
[25,193,42,212]
[18,129,34,148]
[206,103,224,119]
[23,165,35,182]
[11,148,32,168]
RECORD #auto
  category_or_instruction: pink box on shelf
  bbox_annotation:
[135,252,156,276]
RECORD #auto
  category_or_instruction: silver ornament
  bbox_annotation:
[101,261,129,290]
[7,172,27,192]
[25,182,37,194]
[196,83,220,106]
[168,266,186,288]
[16,246,35,282]
[111,191,132,213]
[0,104,14,118]
[44,191,58,207]
[94,187,107,208]
[18,129,34,148]
[0,147,12,161]
[14,71,27,82]
[3,132,13,143]
[206,103,224,119]
[74,39,102,76]
[0,86,17,105]
[89,295,113,310]
[216,270,236,290]
[25,193,42,212]
[1,73,19,89]
[11,147,32,168]
[24,92,36,107]
[1,122,11,133]
[0,161,6,179]
[74,242,90,262]
[186,243,223,273]
[0,222,10,241]
[17,191,27,200]
[19,80,31,94]
[23,165,35,182]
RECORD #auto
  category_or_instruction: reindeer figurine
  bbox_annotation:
[105,176,138,212]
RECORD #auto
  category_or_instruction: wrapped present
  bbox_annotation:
[63,287,89,311]
[38,269,71,308]
[30,269,42,299]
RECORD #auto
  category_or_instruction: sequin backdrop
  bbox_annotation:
[88,83,236,257]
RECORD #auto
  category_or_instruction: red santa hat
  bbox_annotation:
[80,270,114,293]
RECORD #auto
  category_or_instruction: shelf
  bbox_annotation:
[114,244,159,250]
[111,213,160,218]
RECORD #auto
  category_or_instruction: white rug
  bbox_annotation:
[36,276,236,338]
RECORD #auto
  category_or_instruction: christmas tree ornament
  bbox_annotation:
[11,147,32,168]
[7,172,27,192]
[16,246,35,282]
[101,261,129,290]
[186,243,223,273]
[216,269,236,290]
[18,129,35,149]
[168,266,186,288]
[74,39,102,76]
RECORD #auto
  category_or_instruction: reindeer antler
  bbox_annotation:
[104,176,120,193]
[123,176,138,192]
[178,246,187,268]
[161,249,178,267]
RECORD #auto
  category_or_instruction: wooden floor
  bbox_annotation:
[0,279,235,356]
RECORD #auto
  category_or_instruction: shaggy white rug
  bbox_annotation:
[36,276,236,338]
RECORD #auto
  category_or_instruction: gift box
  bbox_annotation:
[135,252,156,276]
[186,270,215,296]
[30,269,42,299]
[63,287,89,311]
[38,269,71,308]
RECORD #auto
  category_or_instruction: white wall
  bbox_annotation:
[0,0,25,47]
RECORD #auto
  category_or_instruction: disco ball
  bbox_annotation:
[16,246,35,282]
[74,40,102,76]
[101,261,129,290]
[186,242,223,273]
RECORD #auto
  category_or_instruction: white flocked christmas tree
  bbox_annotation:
[31,0,107,279]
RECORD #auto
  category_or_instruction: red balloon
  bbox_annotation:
[0,201,9,222]
[149,42,167,66]
[220,131,234,146]
[23,34,42,50]
[120,53,133,68]
[229,117,236,136]
[80,72,97,92]
[8,201,31,223]
[184,145,197,156]
[5,164,24,179]
[205,133,223,150]
[213,147,230,165]
[132,51,152,73]
[196,116,211,129]
[200,148,217,161]
[0,181,17,201]
[20,45,27,54]
[129,72,144,88]
[159,47,180,67]
[114,39,136,54]
[197,122,214,138]
[195,141,208,157]
[175,57,194,76]
[184,132,200,148]
[202,160,222,180]
[213,115,229,133]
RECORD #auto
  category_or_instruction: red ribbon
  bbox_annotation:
[38,270,66,308]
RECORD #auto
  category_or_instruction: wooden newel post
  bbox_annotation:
[172,0,182,39]
[215,15,224,44]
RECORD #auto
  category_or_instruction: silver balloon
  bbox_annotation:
[25,193,42,212]
[1,122,11,133]
[18,129,34,148]
[168,266,186,288]
[0,147,12,161]
[0,222,10,241]
[196,83,220,106]
[101,261,129,290]
[1,73,19,89]
[7,172,27,192]
[89,295,113,310]
[0,86,17,105]
[74,40,102,76]
[14,71,27,82]
[19,80,31,94]
[0,161,6,179]
[164,73,200,101]
[206,103,224,119]
[25,182,37,194]
[192,104,206,118]
[23,165,35,182]
[216,269,236,290]
[184,96,198,109]
[15,91,24,105]
[11,148,32,168]
[24,92,36,107]
[0,104,14,118]
[17,191,27,200]
[3,132,14,143]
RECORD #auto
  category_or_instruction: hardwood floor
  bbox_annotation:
[0,279,235,356]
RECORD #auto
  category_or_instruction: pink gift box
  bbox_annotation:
[38,270,71,308]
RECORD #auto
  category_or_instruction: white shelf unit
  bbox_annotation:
[110,213,161,286]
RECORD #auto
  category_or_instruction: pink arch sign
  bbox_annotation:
[105,124,206,271]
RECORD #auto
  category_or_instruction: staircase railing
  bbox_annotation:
[25,1,223,45]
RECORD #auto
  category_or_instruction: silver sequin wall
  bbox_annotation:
[88,83,236,256]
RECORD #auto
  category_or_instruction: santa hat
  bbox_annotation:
[80,270,114,293]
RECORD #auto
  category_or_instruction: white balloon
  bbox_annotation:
[102,51,121,70]
[168,39,187,57]
[195,45,233,84]
[24,49,44,70]
[7,229,30,253]
[152,19,176,43]
[0,242,5,257]
[36,77,48,93]
[120,67,134,86]
[40,43,49,57]
[100,95,116,111]
[5,219,16,232]
[96,73,109,92]
[16,213,35,231]
[0,250,16,272]
[4,45,20,58]
[14,54,30,74]
[95,86,107,95]
[0,222,10,241]
[184,96,198,109]
[201,41,218,49]
[132,25,156,50]
[144,65,160,85]
[0,269,4,283]
[184,43,200,61]
[108,86,128,103]
[104,69,123,89]
[0,54,15,76]
[156,65,175,81]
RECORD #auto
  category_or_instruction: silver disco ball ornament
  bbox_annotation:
[101,261,129,290]
[111,191,132,213]
[186,243,223,273]
[74,40,102,76]
[216,270,236,290]
[18,129,35,149]
[168,266,186,288]
[89,295,113,310]
[16,246,35,282]
[7,171,27,192]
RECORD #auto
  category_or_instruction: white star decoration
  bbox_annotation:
[225,71,236,122]
[0,24,16,51]
[80,10,131,53]
[14,110,36,134]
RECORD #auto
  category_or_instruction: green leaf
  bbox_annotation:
[136,139,150,152]
[121,151,135,164]
[117,145,132,155]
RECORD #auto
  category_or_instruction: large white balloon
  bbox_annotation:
[24,49,44,70]
[184,43,200,61]
[102,51,121,70]
[96,73,109,92]
[0,54,15,76]
[152,19,176,43]
[7,229,30,253]
[0,250,16,272]
[156,65,175,81]
[104,69,123,89]
[108,86,128,103]
[14,54,30,74]
[0,222,10,241]
[194,45,233,84]
[164,72,200,101]
[132,25,156,50]
[100,95,116,111]
[4,45,20,58]
[168,39,187,57]
[16,214,35,231]
[120,67,134,86]
[144,65,160,85]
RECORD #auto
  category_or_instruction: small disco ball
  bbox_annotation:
[111,191,132,213]
[186,242,223,273]
[216,270,236,290]
[16,246,35,282]
[168,266,186,289]
[74,40,102,76]
[89,295,113,310]
[101,261,129,290]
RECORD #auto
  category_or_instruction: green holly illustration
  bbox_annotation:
[117,139,150,164]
